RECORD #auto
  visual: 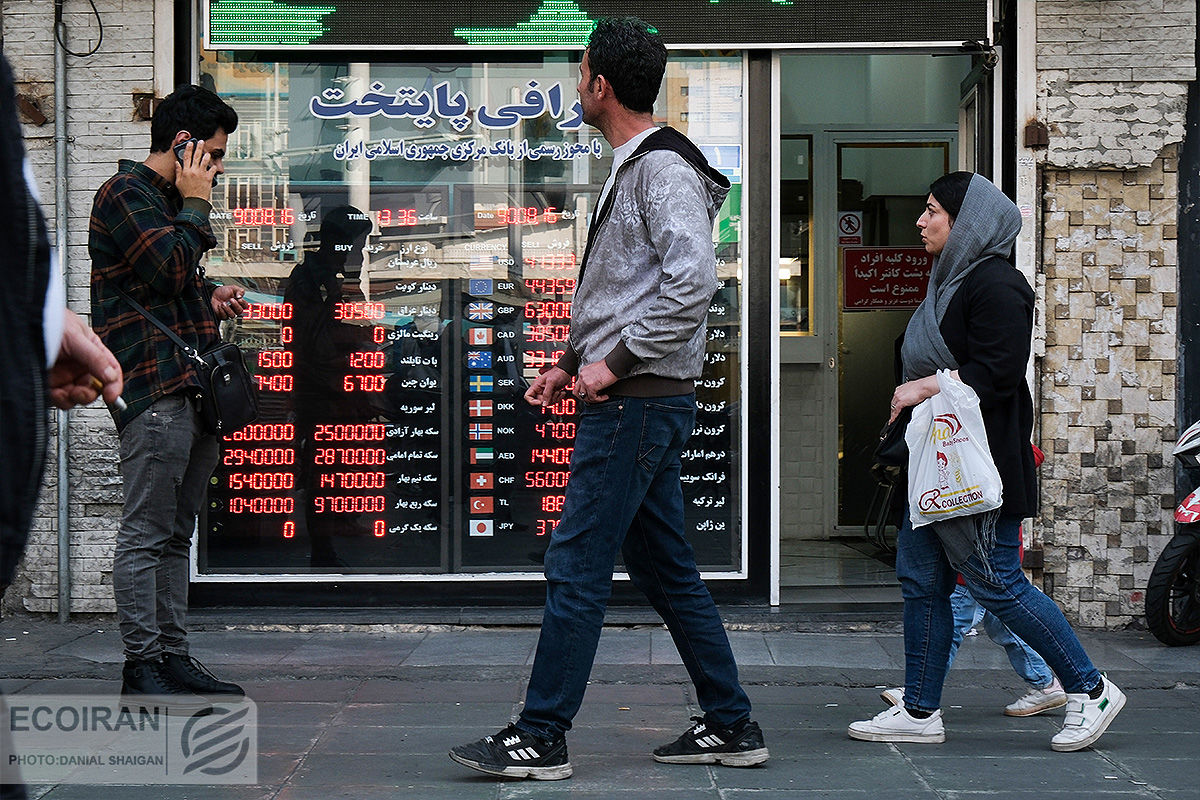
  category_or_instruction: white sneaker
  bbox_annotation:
[880,687,904,707]
[1005,676,1068,717]
[1050,678,1126,752]
[848,706,945,744]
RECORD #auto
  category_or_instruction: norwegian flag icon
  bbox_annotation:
[468,423,493,440]
[466,301,493,321]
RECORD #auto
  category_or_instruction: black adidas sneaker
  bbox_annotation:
[449,723,573,780]
[653,716,769,766]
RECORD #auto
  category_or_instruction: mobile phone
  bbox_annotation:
[173,137,201,167]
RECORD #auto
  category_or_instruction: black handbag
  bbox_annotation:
[117,288,258,435]
[870,405,912,485]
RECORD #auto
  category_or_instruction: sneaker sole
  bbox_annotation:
[1049,692,1126,752]
[1004,695,1068,717]
[448,750,573,780]
[847,726,945,744]
[653,747,769,767]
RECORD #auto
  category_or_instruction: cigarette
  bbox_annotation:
[90,376,128,412]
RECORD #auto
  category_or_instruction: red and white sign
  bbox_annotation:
[837,211,863,245]
[843,247,932,310]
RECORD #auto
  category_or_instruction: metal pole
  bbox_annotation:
[54,11,71,623]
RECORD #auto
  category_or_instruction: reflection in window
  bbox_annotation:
[779,135,811,335]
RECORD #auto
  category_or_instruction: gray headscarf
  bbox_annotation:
[900,173,1023,575]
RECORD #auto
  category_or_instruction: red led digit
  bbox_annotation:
[282,520,295,539]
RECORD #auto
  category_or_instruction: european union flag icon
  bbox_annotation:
[469,278,494,296]
[467,350,493,369]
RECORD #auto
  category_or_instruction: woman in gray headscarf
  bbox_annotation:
[848,172,1125,752]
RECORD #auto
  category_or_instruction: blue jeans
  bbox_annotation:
[113,393,218,660]
[518,394,751,738]
[896,511,1100,711]
[947,583,1055,688]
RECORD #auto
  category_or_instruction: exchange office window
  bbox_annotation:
[195,53,745,576]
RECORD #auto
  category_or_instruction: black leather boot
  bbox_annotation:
[121,658,210,707]
[161,653,245,696]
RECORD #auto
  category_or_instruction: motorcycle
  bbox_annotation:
[1145,419,1200,645]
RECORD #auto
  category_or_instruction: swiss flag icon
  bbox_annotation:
[470,472,494,489]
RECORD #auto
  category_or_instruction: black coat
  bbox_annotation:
[0,53,52,590]
[938,255,1038,519]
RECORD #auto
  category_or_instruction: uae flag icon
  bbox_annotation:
[469,519,494,537]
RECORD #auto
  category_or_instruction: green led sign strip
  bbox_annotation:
[203,0,987,51]
[210,0,337,46]
[454,0,594,46]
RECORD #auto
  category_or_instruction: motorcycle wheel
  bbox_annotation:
[1145,530,1200,646]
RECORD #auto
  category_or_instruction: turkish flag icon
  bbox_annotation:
[470,496,494,514]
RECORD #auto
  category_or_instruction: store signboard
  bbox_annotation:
[842,246,931,310]
[203,0,986,51]
[196,55,745,578]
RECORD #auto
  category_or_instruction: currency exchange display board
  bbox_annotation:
[203,0,986,50]
[195,54,745,577]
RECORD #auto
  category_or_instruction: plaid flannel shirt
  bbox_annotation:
[89,160,219,431]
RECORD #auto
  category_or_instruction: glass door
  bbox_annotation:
[834,140,951,528]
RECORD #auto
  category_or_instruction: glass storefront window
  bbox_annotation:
[195,52,745,577]
[779,135,811,335]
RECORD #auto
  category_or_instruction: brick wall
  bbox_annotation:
[1032,1,1194,627]
[1036,0,1195,170]
[1036,151,1180,628]
[2,0,153,614]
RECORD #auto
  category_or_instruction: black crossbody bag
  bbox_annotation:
[116,287,258,435]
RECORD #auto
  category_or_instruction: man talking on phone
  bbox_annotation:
[90,84,248,699]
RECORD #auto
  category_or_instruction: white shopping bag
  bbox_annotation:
[905,370,1003,528]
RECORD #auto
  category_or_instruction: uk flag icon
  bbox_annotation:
[466,301,493,321]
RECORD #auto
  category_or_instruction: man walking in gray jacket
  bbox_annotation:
[449,16,767,781]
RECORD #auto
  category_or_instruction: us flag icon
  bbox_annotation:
[469,327,493,346]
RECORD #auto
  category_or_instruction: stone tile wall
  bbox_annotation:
[1036,149,1179,627]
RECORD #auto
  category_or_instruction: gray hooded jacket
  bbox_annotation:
[556,127,730,395]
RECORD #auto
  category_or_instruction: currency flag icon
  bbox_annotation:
[470,472,494,489]
[468,375,493,393]
[470,447,494,463]
[470,496,494,514]
[469,519,494,537]
[469,327,493,346]
[467,350,493,369]
[468,399,493,417]
[466,301,493,321]
[468,423,493,440]
[469,278,494,296]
